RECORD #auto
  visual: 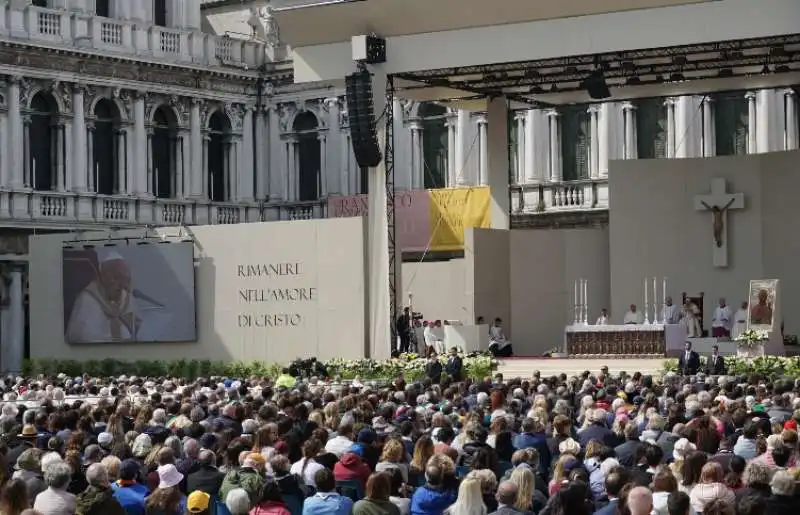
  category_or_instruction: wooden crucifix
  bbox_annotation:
[693,178,744,268]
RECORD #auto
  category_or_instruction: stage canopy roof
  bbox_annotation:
[274,0,800,107]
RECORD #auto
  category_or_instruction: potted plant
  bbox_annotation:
[734,329,768,358]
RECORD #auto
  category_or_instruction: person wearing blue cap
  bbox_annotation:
[333,444,370,488]
[357,428,380,470]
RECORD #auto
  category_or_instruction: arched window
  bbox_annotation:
[153,0,167,27]
[293,112,320,201]
[96,0,110,17]
[28,92,58,191]
[151,106,177,199]
[207,111,231,202]
[93,99,122,195]
[419,103,447,189]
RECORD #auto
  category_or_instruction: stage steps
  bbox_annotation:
[496,357,665,379]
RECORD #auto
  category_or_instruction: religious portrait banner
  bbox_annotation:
[428,186,492,252]
[62,242,197,344]
[326,190,431,252]
[747,278,779,333]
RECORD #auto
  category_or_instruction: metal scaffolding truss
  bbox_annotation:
[385,76,398,350]
[395,34,800,102]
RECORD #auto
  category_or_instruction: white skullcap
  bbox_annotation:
[97,248,125,265]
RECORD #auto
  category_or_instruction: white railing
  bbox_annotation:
[281,201,326,221]
[9,5,266,70]
[510,178,609,214]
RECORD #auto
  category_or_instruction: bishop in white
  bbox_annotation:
[711,297,733,338]
[623,304,643,325]
[661,296,681,325]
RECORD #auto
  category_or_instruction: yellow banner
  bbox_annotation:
[428,186,491,251]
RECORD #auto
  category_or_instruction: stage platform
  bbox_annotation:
[496,357,665,378]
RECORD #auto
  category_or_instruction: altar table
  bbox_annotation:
[564,324,685,357]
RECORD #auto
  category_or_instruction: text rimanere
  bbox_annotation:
[236,262,316,329]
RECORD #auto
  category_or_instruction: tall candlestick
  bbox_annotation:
[663,277,667,322]
[32,159,36,190]
[653,277,658,323]
[644,277,648,309]
[583,279,588,324]
[574,280,579,325]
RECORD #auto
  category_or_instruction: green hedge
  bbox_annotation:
[21,352,498,382]
[662,355,800,378]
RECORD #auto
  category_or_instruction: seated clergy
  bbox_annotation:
[596,309,609,325]
[623,304,644,325]
[488,318,513,357]
[662,296,681,324]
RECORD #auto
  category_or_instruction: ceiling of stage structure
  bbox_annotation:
[273,0,800,107]
[394,35,800,108]
[272,0,718,48]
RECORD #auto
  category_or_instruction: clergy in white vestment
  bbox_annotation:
[731,301,748,340]
[596,309,609,325]
[680,302,702,338]
[711,297,733,339]
[423,321,444,356]
[65,249,140,343]
[623,304,644,325]
[661,296,681,324]
[488,317,513,357]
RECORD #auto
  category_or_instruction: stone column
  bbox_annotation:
[117,129,128,193]
[268,107,284,201]
[0,110,7,188]
[324,98,340,195]
[146,129,154,195]
[702,97,715,157]
[189,99,203,197]
[524,110,537,183]
[318,133,328,197]
[477,116,488,186]
[756,89,781,153]
[230,136,240,200]
[589,106,600,178]
[56,121,66,191]
[786,89,798,150]
[446,116,456,187]
[455,110,468,186]
[665,99,676,158]
[4,267,24,374]
[746,92,757,154]
[72,86,87,192]
[254,107,269,199]
[409,121,422,189]
[598,103,613,176]
[239,107,254,201]
[340,133,351,195]
[23,117,31,187]
[286,137,296,200]
[514,112,525,184]
[134,93,148,195]
[622,102,637,160]
[547,110,562,182]
[87,123,95,191]
[175,132,187,197]
[8,78,23,189]
[202,134,209,197]
[674,96,703,158]
[486,96,510,229]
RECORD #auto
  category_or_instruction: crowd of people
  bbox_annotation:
[0,365,797,515]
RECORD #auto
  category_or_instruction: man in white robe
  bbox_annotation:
[731,301,748,340]
[488,317,513,357]
[661,296,681,325]
[66,249,139,343]
[423,321,444,356]
[711,297,732,339]
[596,309,609,325]
[623,304,643,325]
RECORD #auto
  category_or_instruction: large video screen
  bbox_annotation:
[62,242,197,344]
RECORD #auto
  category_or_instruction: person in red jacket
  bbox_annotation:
[250,480,291,515]
[334,444,371,487]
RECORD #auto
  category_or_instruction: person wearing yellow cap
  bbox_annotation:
[187,490,211,514]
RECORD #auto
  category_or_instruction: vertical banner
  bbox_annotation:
[327,190,431,252]
[428,186,491,251]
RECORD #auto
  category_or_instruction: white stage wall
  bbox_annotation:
[29,218,368,363]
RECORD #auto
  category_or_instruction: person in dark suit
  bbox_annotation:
[396,307,412,353]
[445,347,463,382]
[185,450,225,497]
[614,424,643,467]
[678,341,700,375]
[489,481,533,515]
[425,353,443,384]
[705,345,726,375]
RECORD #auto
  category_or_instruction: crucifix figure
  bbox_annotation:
[694,178,744,268]
[700,198,736,248]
